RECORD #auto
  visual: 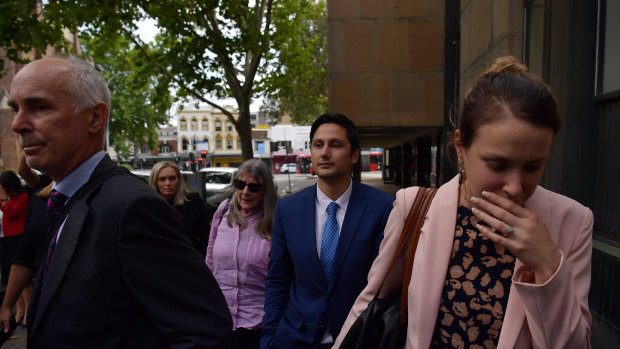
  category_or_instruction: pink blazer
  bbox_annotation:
[334,175,593,349]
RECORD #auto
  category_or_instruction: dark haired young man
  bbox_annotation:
[262,113,394,349]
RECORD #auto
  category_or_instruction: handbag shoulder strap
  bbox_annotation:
[377,187,428,289]
[216,199,230,228]
[376,187,437,295]
[400,187,437,322]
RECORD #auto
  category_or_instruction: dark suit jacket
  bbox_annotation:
[174,192,210,257]
[261,180,394,349]
[27,155,232,348]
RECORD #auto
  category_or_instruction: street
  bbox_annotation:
[274,173,317,197]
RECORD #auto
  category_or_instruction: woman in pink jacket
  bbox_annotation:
[206,159,278,349]
[335,56,593,349]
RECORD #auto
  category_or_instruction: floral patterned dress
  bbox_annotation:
[431,205,516,349]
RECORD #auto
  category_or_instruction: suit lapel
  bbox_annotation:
[411,177,460,347]
[299,186,327,286]
[330,181,366,290]
[29,155,121,338]
[30,199,89,336]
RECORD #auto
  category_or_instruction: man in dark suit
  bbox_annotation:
[261,113,394,349]
[5,56,232,348]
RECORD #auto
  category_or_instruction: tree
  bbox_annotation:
[0,1,75,73]
[1,0,326,160]
[80,35,173,161]
[262,0,328,125]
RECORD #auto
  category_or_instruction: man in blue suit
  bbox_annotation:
[261,113,394,349]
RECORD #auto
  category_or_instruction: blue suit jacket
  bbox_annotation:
[261,180,394,349]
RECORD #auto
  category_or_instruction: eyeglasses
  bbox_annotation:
[233,179,264,193]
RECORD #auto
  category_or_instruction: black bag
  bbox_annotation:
[340,187,437,349]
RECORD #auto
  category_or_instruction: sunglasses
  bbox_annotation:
[233,179,264,193]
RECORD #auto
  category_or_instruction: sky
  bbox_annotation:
[134,19,263,121]
[135,18,158,43]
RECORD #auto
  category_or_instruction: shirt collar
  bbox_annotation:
[53,151,106,198]
[316,177,353,211]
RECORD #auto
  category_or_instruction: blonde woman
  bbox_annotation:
[149,161,209,256]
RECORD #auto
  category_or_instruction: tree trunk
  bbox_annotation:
[236,96,254,161]
[132,144,139,169]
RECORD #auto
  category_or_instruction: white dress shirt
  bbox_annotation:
[315,178,353,255]
[51,150,106,241]
[314,177,353,344]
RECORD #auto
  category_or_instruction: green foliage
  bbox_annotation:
[118,163,133,171]
[2,0,328,158]
[0,1,71,72]
[262,0,328,125]
[83,35,174,159]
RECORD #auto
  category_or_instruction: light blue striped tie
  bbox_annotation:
[320,202,339,283]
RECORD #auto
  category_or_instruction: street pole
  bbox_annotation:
[284,128,291,193]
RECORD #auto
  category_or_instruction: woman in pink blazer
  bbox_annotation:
[335,56,593,349]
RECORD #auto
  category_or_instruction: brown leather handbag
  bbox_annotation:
[340,187,438,349]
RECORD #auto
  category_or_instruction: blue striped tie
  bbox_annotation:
[320,202,339,283]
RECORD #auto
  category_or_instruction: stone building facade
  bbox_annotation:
[177,104,244,167]
[328,0,619,344]
[328,0,447,187]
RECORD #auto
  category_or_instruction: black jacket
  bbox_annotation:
[28,155,231,348]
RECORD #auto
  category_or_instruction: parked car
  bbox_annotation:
[130,169,152,183]
[200,167,238,208]
[280,163,297,174]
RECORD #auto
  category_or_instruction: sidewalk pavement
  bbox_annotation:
[360,171,401,197]
[1,322,25,349]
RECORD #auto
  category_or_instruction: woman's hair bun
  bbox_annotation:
[483,55,527,77]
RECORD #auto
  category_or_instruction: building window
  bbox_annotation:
[216,139,222,149]
[215,121,222,132]
[597,0,620,94]
[278,140,291,151]
[226,121,232,131]
[180,119,187,131]
[227,138,233,150]
[182,138,189,151]
[191,119,198,130]
[254,141,264,151]
[202,138,209,151]
[524,0,546,78]
[140,144,150,154]
[160,144,171,154]
[202,119,208,130]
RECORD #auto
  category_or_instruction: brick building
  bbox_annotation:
[155,126,178,156]
[0,27,81,171]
